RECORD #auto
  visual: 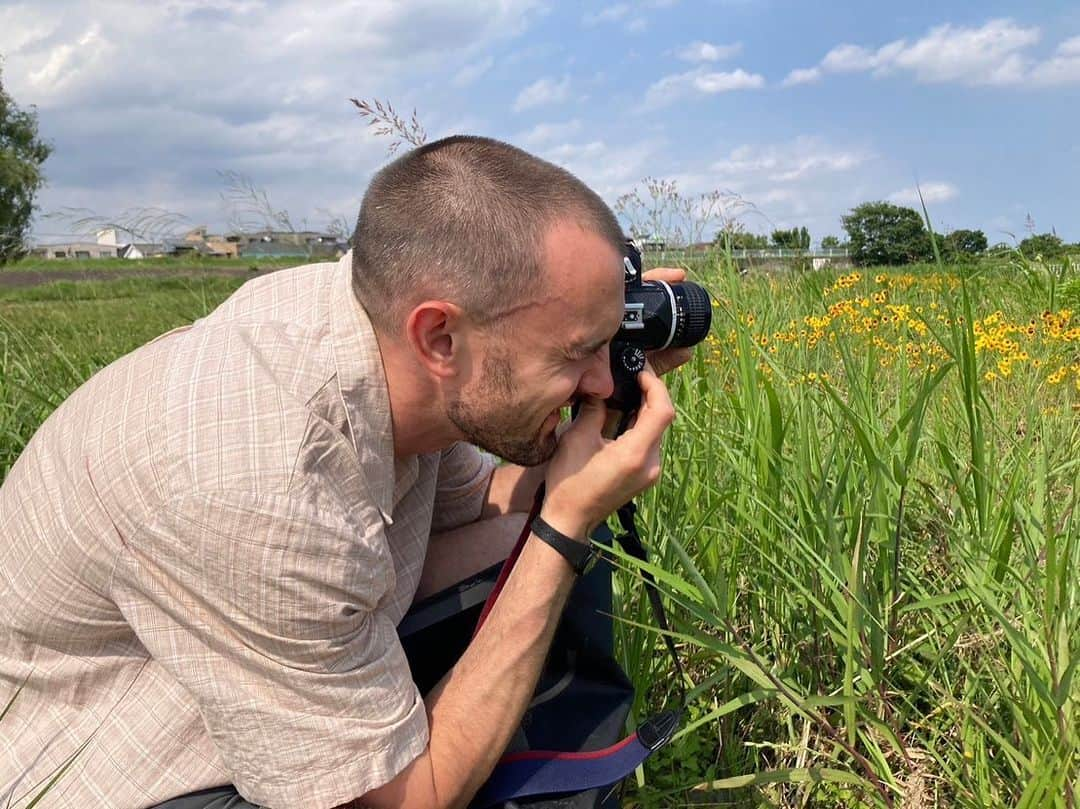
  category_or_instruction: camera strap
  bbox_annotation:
[469,485,685,808]
[612,500,688,711]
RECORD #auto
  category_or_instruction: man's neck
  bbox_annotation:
[379,341,458,459]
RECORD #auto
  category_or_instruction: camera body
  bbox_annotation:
[606,240,713,413]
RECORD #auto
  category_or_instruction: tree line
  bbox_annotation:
[716,201,1075,267]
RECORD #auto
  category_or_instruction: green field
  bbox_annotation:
[7,255,305,273]
[1,256,1077,807]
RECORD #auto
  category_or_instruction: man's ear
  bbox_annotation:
[405,301,469,379]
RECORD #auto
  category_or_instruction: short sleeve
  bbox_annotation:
[110,489,429,809]
[430,442,497,533]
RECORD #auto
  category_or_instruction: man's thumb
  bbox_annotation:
[573,395,607,429]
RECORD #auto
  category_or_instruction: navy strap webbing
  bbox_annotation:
[471,711,679,808]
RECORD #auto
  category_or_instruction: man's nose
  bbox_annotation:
[578,347,615,400]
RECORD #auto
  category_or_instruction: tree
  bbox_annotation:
[841,201,932,267]
[713,220,768,249]
[771,226,810,249]
[1018,232,1065,260]
[821,235,842,248]
[1,64,52,264]
[943,228,987,259]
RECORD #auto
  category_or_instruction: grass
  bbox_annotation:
[1,256,1077,808]
[0,275,246,477]
[614,252,1078,807]
[4,255,305,273]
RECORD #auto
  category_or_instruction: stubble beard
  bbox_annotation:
[446,350,558,467]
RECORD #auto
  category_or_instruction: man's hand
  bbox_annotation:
[541,364,675,539]
[641,267,695,376]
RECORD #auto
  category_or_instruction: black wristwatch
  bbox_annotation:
[530,516,598,576]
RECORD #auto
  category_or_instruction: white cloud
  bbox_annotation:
[0,0,545,232]
[820,43,882,73]
[1058,35,1080,55]
[538,138,658,198]
[0,7,58,55]
[4,0,545,109]
[582,4,649,32]
[677,40,742,62]
[513,75,572,111]
[453,56,495,87]
[887,20,1036,84]
[785,18,1080,88]
[582,4,630,25]
[710,137,873,183]
[26,23,113,93]
[1030,35,1080,86]
[646,67,765,105]
[695,69,764,92]
[782,66,822,86]
[888,182,958,206]
[514,119,583,147]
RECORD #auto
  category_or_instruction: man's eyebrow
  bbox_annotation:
[568,328,620,357]
[569,338,607,355]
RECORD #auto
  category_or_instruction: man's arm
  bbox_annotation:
[351,368,675,809]
[413,513,526,601]
[352,522,579,809]
[479,462,547,519]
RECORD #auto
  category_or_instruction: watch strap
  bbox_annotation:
[530,516,596,576]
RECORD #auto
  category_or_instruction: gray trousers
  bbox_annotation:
[151,786,261,808]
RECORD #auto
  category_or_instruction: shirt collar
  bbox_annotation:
[329,250,398,523]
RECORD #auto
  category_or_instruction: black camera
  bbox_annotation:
[607,240,712,413]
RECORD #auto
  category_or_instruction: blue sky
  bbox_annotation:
[3,0,1077,246]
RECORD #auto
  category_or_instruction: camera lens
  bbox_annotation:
[670,282,712,348]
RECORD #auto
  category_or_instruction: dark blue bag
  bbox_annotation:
[398,524,675,808]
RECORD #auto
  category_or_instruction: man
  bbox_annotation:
[0,136,687,808]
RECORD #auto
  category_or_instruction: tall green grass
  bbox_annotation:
[614,254,1078,807]
[0,276,244,477]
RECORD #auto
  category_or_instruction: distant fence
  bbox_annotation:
[642,246,852,267]
[728,247,851,259]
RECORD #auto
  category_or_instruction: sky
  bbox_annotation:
[2,0,1078,247]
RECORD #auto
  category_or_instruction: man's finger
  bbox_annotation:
[641,267,686,283]
[647,346,693,376]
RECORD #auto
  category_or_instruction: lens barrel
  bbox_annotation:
[670,281,712,348]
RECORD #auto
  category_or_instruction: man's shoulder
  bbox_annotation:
[159,316,341,495]
[205,258,341,328]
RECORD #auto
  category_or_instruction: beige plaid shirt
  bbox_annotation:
[0,253,496,808]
